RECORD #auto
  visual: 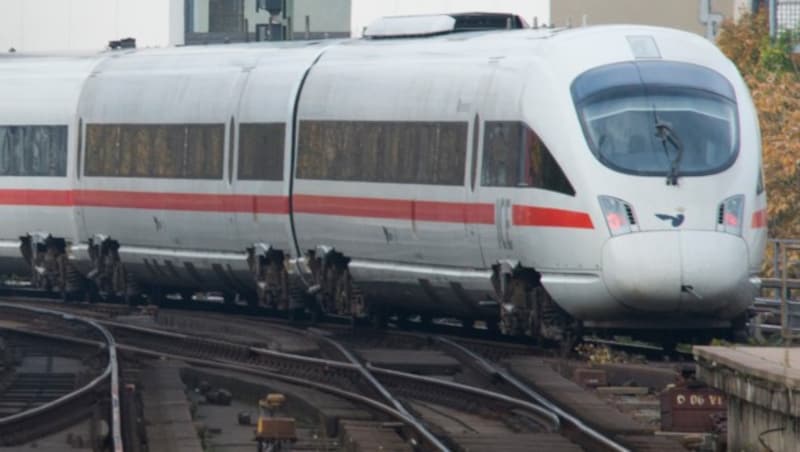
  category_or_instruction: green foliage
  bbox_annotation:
[759,31,794,73]
[717,12,800,244]
[717,10,769,74]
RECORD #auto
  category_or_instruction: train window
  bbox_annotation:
[238,123,285,181]
[85,124,224,179]
[481,121,575,195]
[297,121,467,185]
[0,126,67,177]
[187,125,224,178]
[572,61,739,178]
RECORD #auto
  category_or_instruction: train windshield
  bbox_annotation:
[571,62,739,179]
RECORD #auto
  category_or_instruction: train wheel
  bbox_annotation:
[287,281,309,323]
[729,313,750,343]
[84,283,101,304]
[494,264,537,338]
[420,314,432,328]
[369,306,387,329]
[310,306,323,324]
[559,323,582,357]
[309,249,367,321]
[147,287,164,306]
[245,295,259,310]
[222,292,236,307]
[286,306,301,323]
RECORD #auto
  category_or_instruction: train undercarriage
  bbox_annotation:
[14,233,582,343]
[10,235,744,349]
[492,262,582,348]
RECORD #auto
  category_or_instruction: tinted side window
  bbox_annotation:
[482,121,574,195]
[85,124,224,179]
[297,121,467,185]
[0,126,67,176]
[238,123,285,181]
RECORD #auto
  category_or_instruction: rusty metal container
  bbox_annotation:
[660,385,725,432]
[256,417,297,441]
[573,367,608,388]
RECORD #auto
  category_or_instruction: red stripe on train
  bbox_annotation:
[0,189,289,214]
[293,194,495,224]
[751,208,767,229]
[512,205,595,229]
[0,189,74,206]
[75,190,289,214]
[0,189,594,229]
[294,194,593,228]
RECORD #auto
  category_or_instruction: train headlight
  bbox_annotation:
[717,195,744,236]
[598,196,638,236]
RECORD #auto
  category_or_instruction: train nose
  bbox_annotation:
[601,231,752,315]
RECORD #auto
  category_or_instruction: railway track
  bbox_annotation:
[0,288,697,363]
[0,370,77,417]
[0,297,698,450]
[0,303,122,451]
[106,320,572,450]
[115,315,680,450]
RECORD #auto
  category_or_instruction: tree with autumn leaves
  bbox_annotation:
[717,11,800,239]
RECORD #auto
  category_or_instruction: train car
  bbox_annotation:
[0,54,99,290]
[0,14,766,343]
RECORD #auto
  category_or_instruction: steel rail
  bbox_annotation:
[115,343,431,450]
[0,302,123,452]
[435,336,629,452]
[119,339,561,450]
[247,343,563,432]
[104,321,561,436]
[308,331,450,452]
[366,363,561,430]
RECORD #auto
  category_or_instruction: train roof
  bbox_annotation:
[0,23,708,58]
[0,24,731,89]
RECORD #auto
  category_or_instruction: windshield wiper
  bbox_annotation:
[653,110,684,186]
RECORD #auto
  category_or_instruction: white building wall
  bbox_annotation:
[350,0,550,37]
[0,0,183,53]
[290,0,351,35]
[244,0,273,32]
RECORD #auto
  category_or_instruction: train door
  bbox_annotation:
[472,64,586,270]
[464,65,498,269]
[231,62,302,308]
[464,113,485,267]
[469,66,530,266]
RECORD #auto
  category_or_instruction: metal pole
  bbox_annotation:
[305,15,310,40]
[781,242,788,341]
[774,239,780,280]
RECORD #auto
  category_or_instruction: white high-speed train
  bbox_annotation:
[0,13,766,342]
